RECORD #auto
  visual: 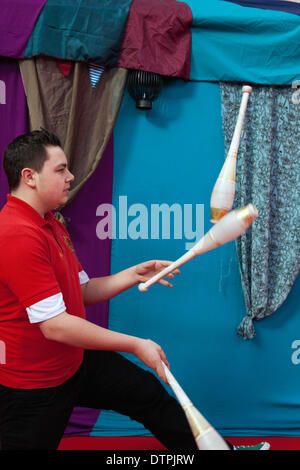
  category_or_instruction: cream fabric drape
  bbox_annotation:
[19,57,127,207]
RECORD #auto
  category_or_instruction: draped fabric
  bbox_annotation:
[186,0,300,84]
[62,138,114,436]
[117,0,192,80]
[222,0,300,16]
[20,0,192,80]
[3,1,300,85]
[220,83,300,339]
[0,0,47,57]
[19,57,127,208]
[0,60,29,208]
[24,0,133,66]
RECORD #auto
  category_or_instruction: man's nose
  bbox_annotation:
[66,169,74,182]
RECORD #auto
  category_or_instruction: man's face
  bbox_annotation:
[34,145,74,212]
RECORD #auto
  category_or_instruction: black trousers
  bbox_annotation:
[0,350,199,450]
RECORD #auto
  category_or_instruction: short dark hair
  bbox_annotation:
[3,128,62,191]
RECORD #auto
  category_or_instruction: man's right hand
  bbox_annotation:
[39,312,170,383]
[132,338,170,384]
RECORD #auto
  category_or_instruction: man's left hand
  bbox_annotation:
[134,260,180,288]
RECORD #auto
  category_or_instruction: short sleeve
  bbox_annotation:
[78,270,89,285]
[0,229,61,308]
[26,292,66,323]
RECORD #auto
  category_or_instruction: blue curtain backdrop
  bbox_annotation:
[185,0,300,84]
[91,80,300,437]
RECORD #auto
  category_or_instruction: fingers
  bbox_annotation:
[160,261,180,275]
[155,345,170,384]
[138,261,180,287]
[158,272,177,288]
[160,348,170,370]
[140,272,179,288]
[158,278,173,288]
[156,361,168,384]
[157,262,180,288]
[143,339,170,384]
[166,273,175,280]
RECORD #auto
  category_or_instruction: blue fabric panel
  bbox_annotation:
[24,0,133,65]
[223,0,300,16]
[186,0,300,84]
[92,80,300,437]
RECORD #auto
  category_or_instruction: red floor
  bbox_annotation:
[58,436,300,450]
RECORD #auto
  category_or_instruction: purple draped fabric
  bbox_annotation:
[0,60,114,436]
[0,60,29,209]
[0,0,47,57]
[62,137,113,332]
[62,138,114,436]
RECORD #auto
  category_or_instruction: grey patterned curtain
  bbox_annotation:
[220,83,300,339]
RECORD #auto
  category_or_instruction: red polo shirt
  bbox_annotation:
[0,195,85,388]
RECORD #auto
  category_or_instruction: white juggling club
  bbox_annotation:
[162,362,230,450]
[138,203,258,292]
[210,85,252,224]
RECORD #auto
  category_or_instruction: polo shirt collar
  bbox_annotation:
[6,194,56,227]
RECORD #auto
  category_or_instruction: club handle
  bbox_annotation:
[161,362,192,409]
[138,250,195,292]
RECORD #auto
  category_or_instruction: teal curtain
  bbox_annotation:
[186,0,300,84]
[24,0,133,65]
[220,83,300,339]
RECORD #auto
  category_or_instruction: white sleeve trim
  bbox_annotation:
[79,270,90,285]
[26,293,66,324]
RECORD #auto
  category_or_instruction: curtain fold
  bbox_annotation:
[220,83,300,339]
[19,57,127,210]
[222,0,300,16]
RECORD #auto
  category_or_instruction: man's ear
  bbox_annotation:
[21,168,36,188]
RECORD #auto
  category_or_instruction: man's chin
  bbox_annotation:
[54,197,68,210]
